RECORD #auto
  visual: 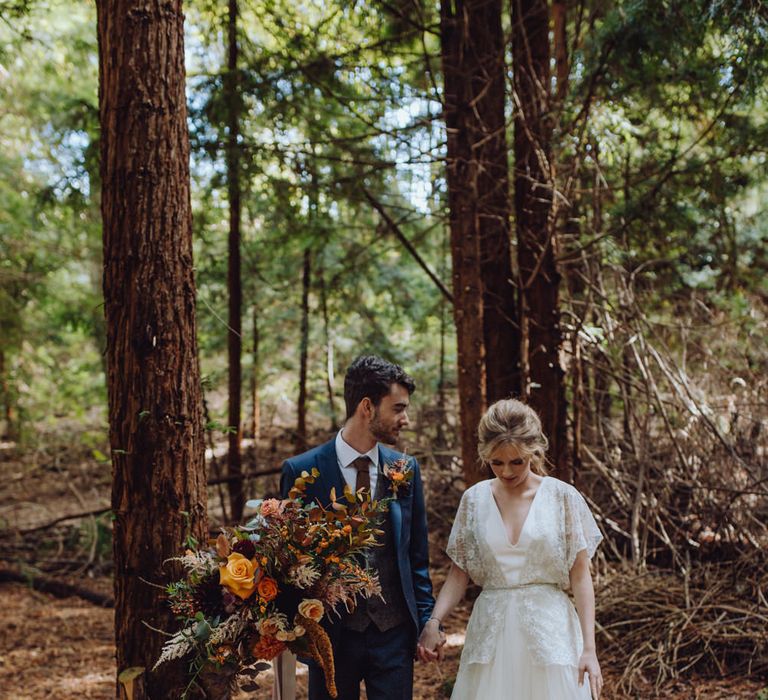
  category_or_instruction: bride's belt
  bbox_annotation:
[482,582,559,591]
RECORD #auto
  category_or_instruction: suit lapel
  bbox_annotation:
[316,438,346,505]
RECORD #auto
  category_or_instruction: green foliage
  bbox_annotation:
[185,0,451,432]
[0,2,104,440]
[568,0,768,306]
[0,0,764,453]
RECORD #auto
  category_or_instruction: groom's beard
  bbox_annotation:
[369,409,399,445]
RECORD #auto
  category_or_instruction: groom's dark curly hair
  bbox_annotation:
[343,355,415,420]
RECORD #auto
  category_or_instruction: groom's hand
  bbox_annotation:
[417,621,446,662]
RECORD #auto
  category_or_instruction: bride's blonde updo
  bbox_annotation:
[477,399,549,475]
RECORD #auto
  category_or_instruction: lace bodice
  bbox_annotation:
[446,477,602,666]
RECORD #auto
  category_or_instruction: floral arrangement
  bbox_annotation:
[155,469,389,697]
[382,456,414,498]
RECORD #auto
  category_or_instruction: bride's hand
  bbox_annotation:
[578,650,602,699]
[416,619,445,662]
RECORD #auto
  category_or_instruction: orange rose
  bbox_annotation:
[219,552,258,600]
[257,576,279,601]
[390,472,405,482]
[298,598,324,622]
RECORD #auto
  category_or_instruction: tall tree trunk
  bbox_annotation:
[564,186,584,486]
[436,274,448,451]
[249,306,260,448]
[0,349,14,439]
[296,248,311,450]
[0,308,21,441]
[318,262,338,430]
[225,0,244,522]
[97,1,208,696]
[552,1,569,103]
[473,0,521,404]
[511,0,568,479]
[440,0,489,484]
[204,391,230,523]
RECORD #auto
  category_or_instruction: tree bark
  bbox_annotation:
[0,349,11,439]
[226,0,244,522]
[440,0,486,485]
[318,262,338,431]
[97,1,208,696]
[552,1,569,103]
[296,248,311,451]
[511,0,568,479]
[249,306,260,447]
[472,0,521,404]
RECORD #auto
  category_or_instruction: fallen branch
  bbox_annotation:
[16,505,111,534]
[14,467,285,534]
[0,568,114,607]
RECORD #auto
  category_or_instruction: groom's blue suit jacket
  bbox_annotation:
[280,438,435,637]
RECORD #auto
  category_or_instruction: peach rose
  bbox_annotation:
[298,598,324,622]
[257,576,279,602]
[260,499,284,518]
[219,552,258,600]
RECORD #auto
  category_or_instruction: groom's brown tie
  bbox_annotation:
[352,456,371,493]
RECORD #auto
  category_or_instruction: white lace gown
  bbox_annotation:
[448,477,602,700]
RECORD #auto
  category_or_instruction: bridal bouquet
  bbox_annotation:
[155,469,388,697]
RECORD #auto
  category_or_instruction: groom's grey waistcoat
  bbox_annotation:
[341,467,409,632]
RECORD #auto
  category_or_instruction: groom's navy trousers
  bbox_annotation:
[308,621,415,700]
[281,438,434,700]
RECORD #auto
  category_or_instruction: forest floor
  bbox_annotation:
[0,427,765,700]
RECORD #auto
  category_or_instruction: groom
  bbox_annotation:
[280,355,435,700]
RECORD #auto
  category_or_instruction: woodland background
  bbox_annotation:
[0,0,766,698]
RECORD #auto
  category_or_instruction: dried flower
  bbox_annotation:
[157,470,390,697]
[251,635,286,661]
[383,457,414,498]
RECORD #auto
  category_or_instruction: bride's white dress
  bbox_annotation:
[447,477,602,700]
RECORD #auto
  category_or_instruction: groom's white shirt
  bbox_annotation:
[335,429,380,494]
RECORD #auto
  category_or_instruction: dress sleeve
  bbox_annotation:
[446,490,471,573]
[564,486,603,571]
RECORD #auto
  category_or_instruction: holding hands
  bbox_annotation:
[417,617,447,662]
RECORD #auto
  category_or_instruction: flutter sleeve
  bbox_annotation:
[564,486,603,571]
[445,489,472,573]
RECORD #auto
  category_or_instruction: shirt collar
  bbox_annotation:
[335,429,379,469]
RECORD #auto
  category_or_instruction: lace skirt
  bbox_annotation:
[450,589,592,700]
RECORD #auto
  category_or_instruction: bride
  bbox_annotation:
[418,399,603,699]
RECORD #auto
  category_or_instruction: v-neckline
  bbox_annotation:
[489,476,547,547]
